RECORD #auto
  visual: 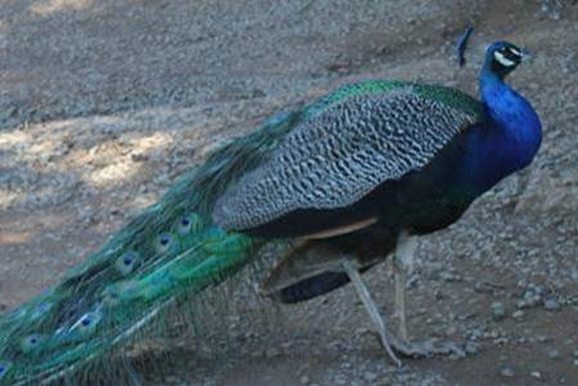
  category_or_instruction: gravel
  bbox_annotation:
[500,367,515,378]
[1,0,578,385]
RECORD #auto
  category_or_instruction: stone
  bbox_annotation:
[500,367,515,378]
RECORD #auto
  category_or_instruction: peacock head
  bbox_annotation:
[484,41,526,79]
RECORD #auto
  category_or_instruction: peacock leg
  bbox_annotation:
[391,230,445,357]
[342,259,401,367]
[391,231,461,358]
[393,230,416,342]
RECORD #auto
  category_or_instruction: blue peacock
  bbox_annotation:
[0,40,541,384]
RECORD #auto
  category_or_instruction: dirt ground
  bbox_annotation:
[1,0,578,385]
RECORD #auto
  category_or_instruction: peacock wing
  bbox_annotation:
[213,84,482,236]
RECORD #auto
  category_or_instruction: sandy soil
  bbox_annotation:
[1,0,578,384]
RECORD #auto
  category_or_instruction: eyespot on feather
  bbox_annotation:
[115,251,139,275]
[156,232,176,254]
[31,301,53,321]
[177,215,193,235]
[102,286,121,307]
[20,334,46,354]
[104,280,141,304]
[0,361,13,378]
[71,310,104,337]
[177,213,204,235]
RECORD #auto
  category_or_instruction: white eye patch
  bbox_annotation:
[494,51,516,67]
[509,47,522,57]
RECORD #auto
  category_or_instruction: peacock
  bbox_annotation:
[0,39,541,384]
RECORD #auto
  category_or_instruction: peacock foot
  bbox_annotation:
[391,338,436,358]
[372,332,469,360]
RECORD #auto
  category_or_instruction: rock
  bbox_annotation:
[363,371,378,382]
[530,371,542,380]
[164,375,181,384]
[535,335,549,343]
[517,289,543,309]
[464,341,481,355]
[446,326,457,336]
[544,298,560,311]
[492,302,507,321]
[334,376,347,385]
[512,310,525,320]
[265,348,281,358]
[500,367,515,378]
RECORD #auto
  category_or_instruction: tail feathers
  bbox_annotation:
[272,264,376,304]
[274,271,352,303]
[0,213,256,385]
[0,110,301,385]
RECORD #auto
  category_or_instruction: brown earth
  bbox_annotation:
[1,0,578,384]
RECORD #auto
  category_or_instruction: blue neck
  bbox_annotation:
[460,64,542,193]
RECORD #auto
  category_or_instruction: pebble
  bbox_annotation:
[530,371,542,380]
[440,271,462,282]
[363,371,378,382]
[1,4,577,386]
[517,288,543,309]
[512,310,525,320]
[535,335,549,343]
[544,298,560,311]
[492,302,507,321]
[334,376,347,385]
[464,341,481,355]
[548,349,560,359]
[474,281,495,293]
[500,367,515,378]
[449,350,466,361]
[164,375,180,384]
[300,375,310,385]
[265,348,281,358]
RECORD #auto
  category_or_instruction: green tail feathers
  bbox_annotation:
[0,110,302,385]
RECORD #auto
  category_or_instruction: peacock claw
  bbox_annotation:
[391,339,436,358]
[387,336,467,359]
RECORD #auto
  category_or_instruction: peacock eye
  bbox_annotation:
[115,251,138,275]
[178,216,192,235]
[31,301,53,321]
[74,310,103,334]
[37,302,51,313]
[21,334,45,354]
[63,310,103,341]
[156,233,174,253]
[0,362,10,377]
[102,286,122,307]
